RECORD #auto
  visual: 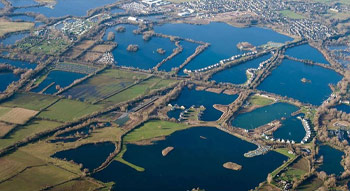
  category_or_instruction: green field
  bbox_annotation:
[0,119,62,150]
[0,164,76,191]
[63,69,148,103]
[0,107,11,116]
[29,38,69,55]
[296,175,323,191]
[279,10,306,19]
[248,95,275,106]
[270,148,297,177]
[102,77,176,106]
[275,157,308,182]
[124,120,189,143]
[38,99,102,122]
[0,93,58,111]
[49,179,103,191]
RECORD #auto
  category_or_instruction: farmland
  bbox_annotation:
[0,119,62,150]
[62,69,148,103]
[0,93,58,111]
[0,107,38,125]
[38,99,102,122]
[0,21,34,37]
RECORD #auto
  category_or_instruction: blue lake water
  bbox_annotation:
[286,44,329,64]
[273,115,305,142]
[159,40,198,72]
[0,32,29,46]
[15,0,116,17]
[10,15,35,22]
[211,53,271,84]
[104,24,176,69]
[9,0,38,7]
[232,102,298,130]
[93,126,287,191]
[32,70,85,94]
[154,22,292,70]
[0,57,36,69]
[52,142,115,171]
[335,104,350,113]
[110,8,124,14]
[318,145,344,175]
[0,73,19,92]
[258,59,342,105]
[168,87,238,121]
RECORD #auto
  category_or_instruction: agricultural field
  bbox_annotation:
[75,40,95,50]
[0,21,34,37]
[29,38,70,55]
[0,119,62,150]
[248,94,275,106]
[279,10,306,19]
[48,179,103,191]
[0,93,58,111]
[123,120,189,143]
[101,77,176,106]
[54,62,98,75]
[38,99,102,122]
[296,175,323,191]
[81,51,103,62]
[62,69,148,103]
[90,44,115,53]
[274,157,309,183]
[0,122,15,138]
[0,107,38,125]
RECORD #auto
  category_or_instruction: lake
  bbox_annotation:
[104,24,175,69]
[0,32,29,46]
[159,40,199,72]
[273,115,306,142]
[335,104,350,113]
[15,0,116,17]
[154,22,292,71]
[232,102,298,130]
[168,87,238,121]
[211,53,271,84]
[258,59,342,105]
[52,142,115,171]
[0,73,19,92]
[0,57,36,69]
[285,44,329,64]
[318,145,344,175]
[32,70,85,94]
[93,126,287,191]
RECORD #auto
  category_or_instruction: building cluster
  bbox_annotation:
[262,133,296,145]
[184,51,258,74]
[97,52,115,65]
[120,0,170,14]
[245,54,273,86]
[328,129,350,144]
[176,0,338,40]
[297,116,312,144]
[243,144,271,157]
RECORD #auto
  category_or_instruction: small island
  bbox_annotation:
[162,146,174,156]
[301,77,311,83]
[223,162,242,171]
[156,48,166,55]
[115,26,126,33]
[237,42,256,51]
[127,44,139,52]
